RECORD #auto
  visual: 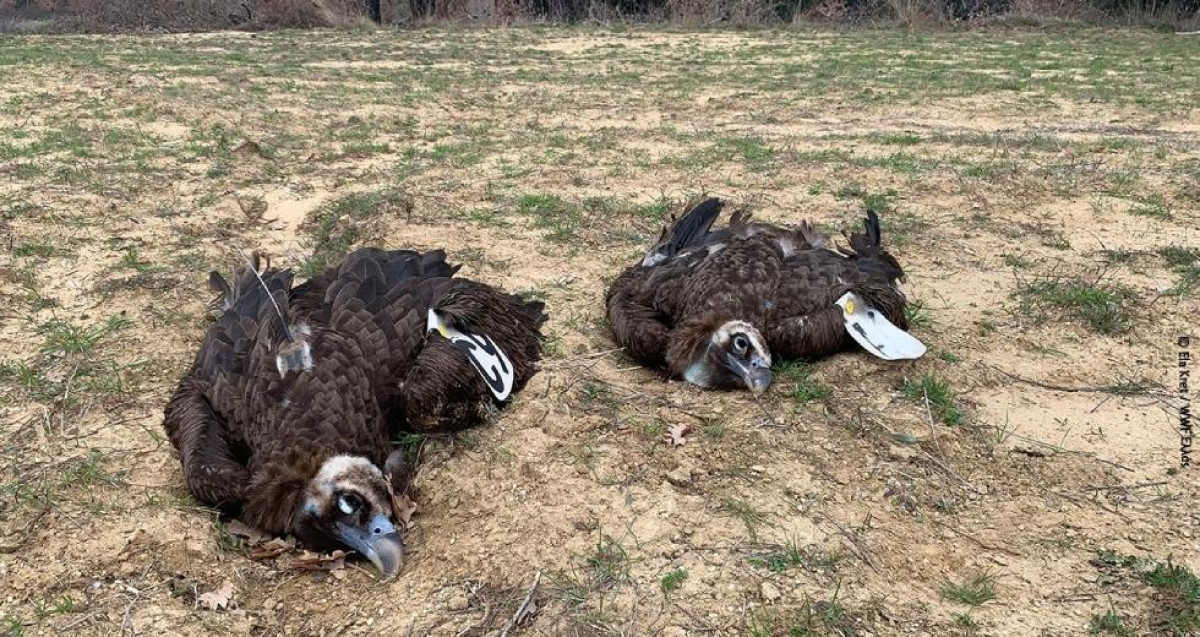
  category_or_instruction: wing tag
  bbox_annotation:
[426,309,516,401]
[835,292,926,361]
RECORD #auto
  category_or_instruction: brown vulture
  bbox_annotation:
[163,247,546,579]
[606,197,922,393]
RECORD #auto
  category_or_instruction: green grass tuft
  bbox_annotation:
[1090,608,1132,636]
[940,571,997,606]
[660,568,688,596]
[904,373,965,426]
[1015,278,1134,334]
[775,361,831,405]
[303,189,410,272]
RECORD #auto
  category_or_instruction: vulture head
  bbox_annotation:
[292,454,408,580]
[669,318,773,393]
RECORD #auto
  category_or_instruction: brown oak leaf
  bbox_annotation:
[391,492,417,530]
[197,580,236,611]
[248,537,295,561]
[225,519,268,547]
[664,423,691,447]
[290,550,346,572]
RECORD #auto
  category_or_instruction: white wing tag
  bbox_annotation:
[426,309,516,401]
[835,292,926,361]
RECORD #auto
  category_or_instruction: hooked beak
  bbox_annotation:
[727,351,773,394]
[335,513,404,580]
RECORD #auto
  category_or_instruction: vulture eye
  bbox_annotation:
[337,493,362,516]
[732,335,749,354]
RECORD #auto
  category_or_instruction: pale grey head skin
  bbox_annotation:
[294,455,405,580]
[683,321,773,393]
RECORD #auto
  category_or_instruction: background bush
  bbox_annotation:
[0,0,1196,36]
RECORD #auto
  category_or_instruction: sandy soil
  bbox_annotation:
[0,27,1197,637]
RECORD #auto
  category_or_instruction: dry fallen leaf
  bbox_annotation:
[248,537,295,561]
[197,580,236,611]
[290,550,346,572]
[664,423,691,447]
[391,492,417,530]
[225,519,268,547]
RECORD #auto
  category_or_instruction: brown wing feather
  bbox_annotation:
[162,377,250,511]
[605,267,672,366]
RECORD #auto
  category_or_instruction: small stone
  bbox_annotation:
[447,592,470,611]
[662,627,687,637]
[750,465,766,474]
[666,468,692,487]
[760,581,781,602]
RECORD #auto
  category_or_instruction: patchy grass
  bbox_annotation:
[903,300,933,329]
[1126,195,1170,219]
[1094,552,1200,635]
[1142,558,1200,635]
[1157,246,1200,296]
[720,497,770,542]
[1090,608,1133,636]
[660,568,687,596]
[940,571,998,607]
[750,540,843,575]
[515,194,583,244]
[302,188,411,273]
[0,26,1195,637]
[904,373,965,426]
[775,361,831,406]
[38,316,129,356]
[1015,277,1134,334]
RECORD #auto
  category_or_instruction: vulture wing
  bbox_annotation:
[767,211,909,360]
[164,254,295,513]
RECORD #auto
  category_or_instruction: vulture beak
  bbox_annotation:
[728,351,773,394]
[335,513,404,580]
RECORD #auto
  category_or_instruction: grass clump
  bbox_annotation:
[302,188,410,273]
[1094,551,1200,635]
[1015,277,1134,334]
[720,497,769,542]
[750,540,842,574]
[1127,195,1170,219]
[660,568,687,596]
[1157,246,1200,296]
[1090,608,1132,636]
[776,361,831,405]
[904,373,965,426]
[940,571,997,607]
[1142,558,1200,635]
[516,194,583,244]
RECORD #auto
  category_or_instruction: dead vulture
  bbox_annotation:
[606,197,924,393]
[164,247,546,579]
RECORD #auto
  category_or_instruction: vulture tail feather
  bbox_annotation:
[642,197,725,266]
[842,210,906,282]
[846,210,883,257]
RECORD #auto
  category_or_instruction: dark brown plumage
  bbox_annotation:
[607,197,909,392]
[164,247,545,578]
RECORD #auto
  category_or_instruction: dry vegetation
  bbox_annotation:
[0,27,1198,636]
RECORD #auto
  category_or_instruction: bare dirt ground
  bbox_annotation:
[1,26,1198,636]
